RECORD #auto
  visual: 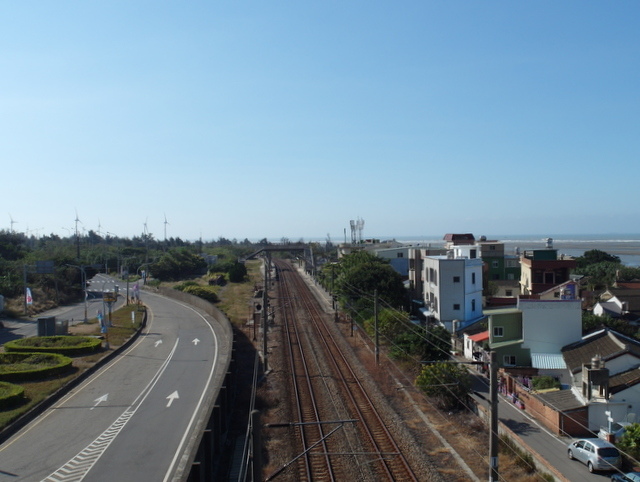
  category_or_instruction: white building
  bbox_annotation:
[422,244,484,332]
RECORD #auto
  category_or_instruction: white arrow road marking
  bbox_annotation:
[155,339,163,347]
[43,339,180,482]
[166,391,179,407]
[91,394,108,410]
[192,338,200,345]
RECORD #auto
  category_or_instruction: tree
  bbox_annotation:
[363,308,407,341]
[617,423,640,460]
[415,362,471,410]
[389,324,451,362]
[228,262,247,283]
[575,249,621,270]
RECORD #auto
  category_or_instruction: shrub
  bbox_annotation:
[0,352,73,382]
[182,285,219,303]
[3,336,102,356]
[532,376,561,391]
[0,381,25,410]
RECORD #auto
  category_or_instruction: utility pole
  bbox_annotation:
[374,289,379,365]
[262,253,271,372]
[489,351,499,482]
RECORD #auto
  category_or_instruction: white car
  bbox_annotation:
[567,438,622,473]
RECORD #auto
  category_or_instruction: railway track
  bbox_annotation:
[272,259,419,481]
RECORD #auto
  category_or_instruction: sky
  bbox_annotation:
[2,2,640,243]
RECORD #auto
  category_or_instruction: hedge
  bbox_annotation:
[0,352,73,382]
[0,381,25,410]
[3,336,102,356]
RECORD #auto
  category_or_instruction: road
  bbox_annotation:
[471,372,619,481]
[0,282,227,482]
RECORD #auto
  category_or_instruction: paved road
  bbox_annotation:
[471,372,619,481]
[0,283,227,482]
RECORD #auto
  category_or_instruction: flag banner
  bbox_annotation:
[26,287,33,305]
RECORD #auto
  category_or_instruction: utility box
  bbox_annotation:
[37,316,56,336]
[55,319,69,335]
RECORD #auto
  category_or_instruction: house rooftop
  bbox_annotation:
[610,367,640,395]
[605,288,640,313]
[468,330,489,343]
[537,388,584,412]
[562,329,640,373]
[443,233,475,244]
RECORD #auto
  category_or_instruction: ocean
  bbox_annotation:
[387,234,640,267]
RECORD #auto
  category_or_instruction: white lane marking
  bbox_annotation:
[41,339,180,482]
[192,338,200,345]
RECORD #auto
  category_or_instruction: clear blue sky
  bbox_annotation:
[3,2,639,242]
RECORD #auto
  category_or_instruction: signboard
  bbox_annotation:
[103,292,117,303]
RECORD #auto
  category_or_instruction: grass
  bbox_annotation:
[0,372,78,429]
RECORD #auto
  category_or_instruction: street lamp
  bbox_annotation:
[66,264,88,323]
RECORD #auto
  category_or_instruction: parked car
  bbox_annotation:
[567,438,622,473]
[611,472,640,482]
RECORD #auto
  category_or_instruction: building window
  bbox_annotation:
[470,249,477,259]
[494,326,504,337]
[397,252,404,258]
[453,303,460,310]
[471,299,476,311]
[507,273,514,280]
[492,261,499,268]
[503,355,516,366]
[505,290,513,297]
[489,245,496,251]
[453,276,460,283]
[472,272,476,284]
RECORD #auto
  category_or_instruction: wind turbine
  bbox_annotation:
[74,209,82,259]
[163,213,170,242]
[8,213,17,233]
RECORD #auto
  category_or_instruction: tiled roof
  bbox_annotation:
[562,329,640,373]
[608,288,640,312]
[610,368,640,395]
[537,388,584,412]
[469,330,489,342]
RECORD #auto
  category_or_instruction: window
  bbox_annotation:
[505,290,513,297]
[397,252,404,258]
[472,272,476,284]
[453,276,460,283]
[489,245,496,251]
[453,303,460,310]
[507,273,514,280]
[470,249,477,259]
[503,355,516,366]
[494,326,504,337]
[492,261,499,268]
[471,299,476,311]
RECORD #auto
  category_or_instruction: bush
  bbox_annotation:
[3,336,102,356]
[181,285,219,303]
[174,281,200,291]
[0,381,25,409]
[532,376,561,391]
[0,352,73,382]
